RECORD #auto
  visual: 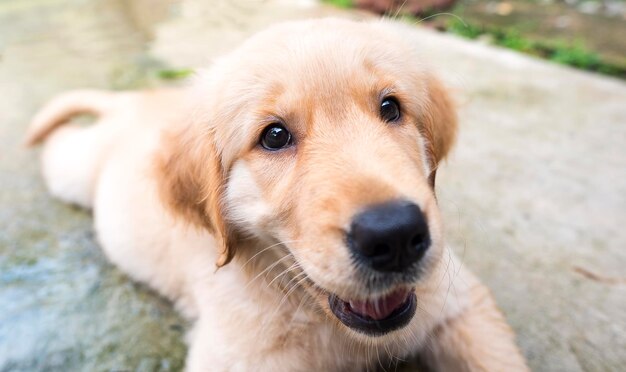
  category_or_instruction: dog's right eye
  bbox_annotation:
[260,124,293,150]
[380,97,401,123]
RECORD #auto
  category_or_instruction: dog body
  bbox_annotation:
[27,19,528,371]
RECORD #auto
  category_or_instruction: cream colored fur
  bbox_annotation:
[26,18,528,372]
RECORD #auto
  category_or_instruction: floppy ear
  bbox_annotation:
[157,124,234,267]
[420,76,458,187]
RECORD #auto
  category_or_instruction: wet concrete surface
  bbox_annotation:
[1,0,625,371]
[0,1,188,370]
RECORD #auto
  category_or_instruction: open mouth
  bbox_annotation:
[328,288,417,336]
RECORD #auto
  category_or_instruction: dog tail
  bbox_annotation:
[24,89,115,146]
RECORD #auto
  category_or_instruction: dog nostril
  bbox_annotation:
[372,243,389,257]
[410,234,421,247]
[410,233,428,248]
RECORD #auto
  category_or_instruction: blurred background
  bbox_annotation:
[0,0,624,371]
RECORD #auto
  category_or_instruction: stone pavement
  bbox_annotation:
[1,0,624,371]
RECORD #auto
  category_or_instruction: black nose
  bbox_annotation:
[349,201,430,273]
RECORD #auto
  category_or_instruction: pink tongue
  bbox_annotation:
[348,289,410,320]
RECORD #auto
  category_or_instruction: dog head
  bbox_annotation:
[159,18,457,340]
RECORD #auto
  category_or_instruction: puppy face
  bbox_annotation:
[160,19,457,340]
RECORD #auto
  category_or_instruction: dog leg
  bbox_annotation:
[422,275,529,371]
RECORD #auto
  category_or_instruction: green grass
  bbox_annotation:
[321,0,353,8]
[446,19,626,79]
[549,43,600,69]
[446,19,483,39]
[157,68,195,80]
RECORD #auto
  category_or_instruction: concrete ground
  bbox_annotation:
[1,0,624,371]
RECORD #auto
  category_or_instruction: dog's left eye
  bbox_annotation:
[260,124,293,150]
[380,97,401,123]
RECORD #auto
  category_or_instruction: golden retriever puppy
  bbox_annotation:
[26,18,528,371]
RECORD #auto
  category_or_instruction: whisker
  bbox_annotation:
[244,254,294,288]
[239,239,302,270]
[272,266,305,291]
[414,12,468,27]
[284,290,311,331]
[280,275,310,304]
[258,273,314,336]
[267,261,301,288]
[391,0,409,20]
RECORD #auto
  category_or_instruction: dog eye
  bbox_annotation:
[380,97,401,123]
[260,124,292,150]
